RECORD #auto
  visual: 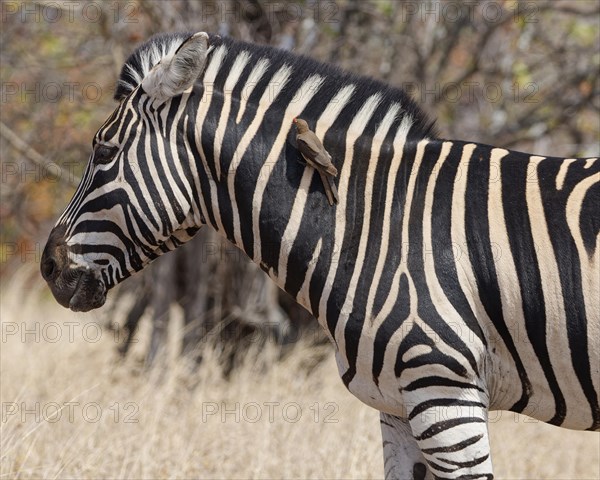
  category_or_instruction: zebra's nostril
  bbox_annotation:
[412,463,427,480]
[41,257,57,280]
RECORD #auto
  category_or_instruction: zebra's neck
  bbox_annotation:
[187,37,433,322]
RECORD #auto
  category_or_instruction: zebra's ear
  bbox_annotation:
[141,32,209,104]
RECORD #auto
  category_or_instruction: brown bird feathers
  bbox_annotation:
[294,118,339,206]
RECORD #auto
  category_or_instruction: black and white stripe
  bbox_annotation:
[47,32,599,479]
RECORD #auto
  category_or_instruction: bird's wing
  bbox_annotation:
[297,136,321,160]
[313,151,337,176]
[297,137,337,176]
[298,130,322,149]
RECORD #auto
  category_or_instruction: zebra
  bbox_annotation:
[40,32,599,479]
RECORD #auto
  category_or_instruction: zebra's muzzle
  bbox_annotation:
[42,263,106,312]
[41,225,107,312]
[67,269,106,312]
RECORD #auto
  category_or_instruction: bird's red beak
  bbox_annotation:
[293,117,297,123]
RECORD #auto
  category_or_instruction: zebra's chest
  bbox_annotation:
[334,349,409,416]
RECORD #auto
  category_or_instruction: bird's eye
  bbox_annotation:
[94,144,119,165]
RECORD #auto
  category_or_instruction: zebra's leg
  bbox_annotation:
[403,389,494,479]
[380,412,432,480]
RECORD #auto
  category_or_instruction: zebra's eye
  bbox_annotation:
[94,144,119,165]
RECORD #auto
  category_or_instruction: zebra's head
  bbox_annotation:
[41,32,212,312]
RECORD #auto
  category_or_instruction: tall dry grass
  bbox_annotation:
[1,271,598,479]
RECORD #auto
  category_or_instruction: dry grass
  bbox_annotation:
[1,274,598,479]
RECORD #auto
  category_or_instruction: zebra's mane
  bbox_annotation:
[115,32,436,139]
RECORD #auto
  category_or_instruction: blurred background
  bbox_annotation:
[1,1,599,479]
[2,0,599,366]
